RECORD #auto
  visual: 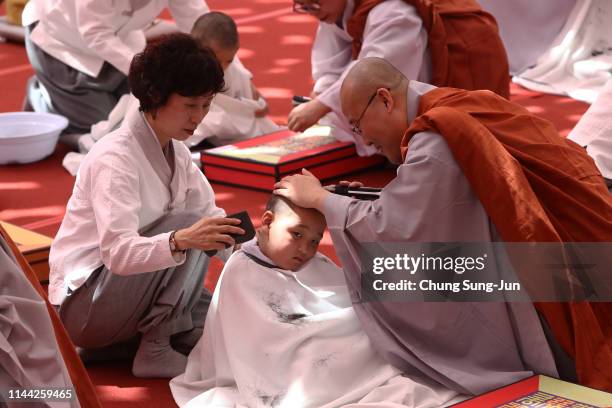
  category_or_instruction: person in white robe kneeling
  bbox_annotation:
[170,195,461,408]
[62,12,278,176]
[50,34,245,379]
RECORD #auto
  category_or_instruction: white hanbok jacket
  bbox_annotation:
[49,107,226,305]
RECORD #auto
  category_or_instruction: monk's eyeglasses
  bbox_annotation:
[351,90,379,135]
[293,0,321,13]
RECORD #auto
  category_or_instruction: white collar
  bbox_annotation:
[406,80,437,123]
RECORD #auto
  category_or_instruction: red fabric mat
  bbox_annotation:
[509,83,589,137]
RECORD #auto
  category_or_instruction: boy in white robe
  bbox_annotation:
[189,12,278,147]
[170,196,460,408]
[62,13,279,176]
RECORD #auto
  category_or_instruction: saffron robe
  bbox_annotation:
[402,86,612,391]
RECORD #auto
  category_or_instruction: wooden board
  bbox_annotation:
[0,221,52,283]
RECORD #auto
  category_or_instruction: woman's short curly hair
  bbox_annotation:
[129,33,225,112]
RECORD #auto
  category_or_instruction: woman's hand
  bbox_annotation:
[174,217,244,252]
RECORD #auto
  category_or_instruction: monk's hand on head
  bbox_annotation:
[173,217,245,252]
[287,99,331,132]
[273,168,329,211]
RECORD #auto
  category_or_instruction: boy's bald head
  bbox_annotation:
[266,195,296,216]
[191,11,239,50]
[265,195,324,223]
[259,195,326,271]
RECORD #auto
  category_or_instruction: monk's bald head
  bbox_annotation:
[340,58,409,164]
[340,57,406,111]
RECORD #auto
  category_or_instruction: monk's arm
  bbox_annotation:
[311,23,353,96]
[322,133,484,242]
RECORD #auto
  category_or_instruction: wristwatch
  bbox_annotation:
[169,230,185,254]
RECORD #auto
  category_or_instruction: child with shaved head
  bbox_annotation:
[189,12,276,147]
[192,12,242,75]
[256,195,326,271]
[171,194,459,407]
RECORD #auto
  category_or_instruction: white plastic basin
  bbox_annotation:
[0,112,69,164]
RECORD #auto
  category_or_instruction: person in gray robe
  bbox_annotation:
[273,58,561,396]
[0,232,79,408]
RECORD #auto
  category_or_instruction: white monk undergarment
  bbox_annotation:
[513,0,612,103]
[478,0,575,74]
[568,77,612,180]
[170,239,461,408]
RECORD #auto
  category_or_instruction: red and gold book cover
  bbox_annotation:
[453,375,612,408]
[201,126,384,191]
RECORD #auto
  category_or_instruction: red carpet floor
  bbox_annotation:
[0,2,590,406]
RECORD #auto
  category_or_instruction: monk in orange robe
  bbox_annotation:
[288,0,509,158]
[274,57,612,394]
[348,0,510,98]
